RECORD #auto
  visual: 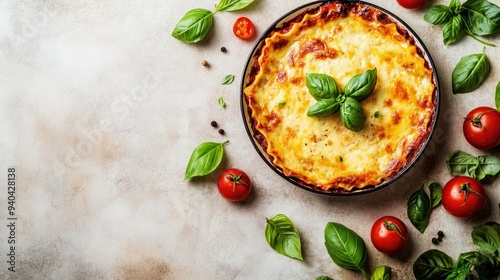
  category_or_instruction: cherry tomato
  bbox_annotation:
[217,168,252,202]
[370,216,408,255]
[463,106,500,150]
[396,0,427,9]
[442,176,486,219]
[233,17,255,40]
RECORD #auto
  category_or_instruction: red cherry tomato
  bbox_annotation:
[463,106,500,150]
[233,17,255,40]
[370,216,408,255]
[442,176,486,219]
[217,168,252,202]
[396,0,427,9]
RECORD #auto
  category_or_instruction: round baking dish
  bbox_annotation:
[240,0,440,195]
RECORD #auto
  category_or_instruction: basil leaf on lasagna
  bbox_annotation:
[340,97,366,132]
[344,68,377,102]
[306,73,339,100]
[307,99,340,118]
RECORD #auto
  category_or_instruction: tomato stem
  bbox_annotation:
[226,173,248,192]
[465,112,485,130]
[383,219,406,241]
[460,181,483,203]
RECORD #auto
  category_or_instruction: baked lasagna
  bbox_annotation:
[243,1,438,193]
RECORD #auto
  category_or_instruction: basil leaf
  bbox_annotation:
[265,214,303,260]
[446,150,500,181]
[445,267,468,280]
[450,0,463,13]
[443,15,463,45]
[307,99,340,118]
[215,0,254,12]
[475,155,500,181]
[462,0,500,36]
[218,97,226,108]
[428,179,442,209]
[371,266,391,280]
[455,251,498,279]
[172,9,214,44]
[344,68,377,102]
[446,150,478,177]
[184,141,228,180]
[407,185,431,234]
[315,277,333,280]
[452,51,490,94]
[324,222,368,277]
[306,73,339,100]
[340,97,365,132]
[222,74,235,85]
[424,5,453,25]
[496,81,500,111]
[472,222,500,257]
[413,249,454,280]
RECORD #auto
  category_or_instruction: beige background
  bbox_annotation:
[1,0,499,279]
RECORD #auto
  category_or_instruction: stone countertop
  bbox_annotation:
[1,0,499,279]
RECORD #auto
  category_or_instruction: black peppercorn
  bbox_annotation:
[218,129,225,135]
[221,47,227,53]
[210,121,218,128]
[432,238,438,245]
[438,231,444,238]
[438,236,443,242]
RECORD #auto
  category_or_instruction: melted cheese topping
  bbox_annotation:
[244,2,437,192]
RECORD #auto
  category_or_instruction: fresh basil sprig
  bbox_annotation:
[184,141,228,180]
[306,68,377,132]
[324,222,368,278]
[424,0,500,46]
[495,81,500,111]
[265,214,303,260]
[413,222,500,280]
[446,150,500,182]
[452,50,490,94]
[172,0,254,43]
[407,185,431,234]
[406,179,441,233]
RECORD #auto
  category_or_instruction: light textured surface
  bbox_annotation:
[0,0,499,279]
